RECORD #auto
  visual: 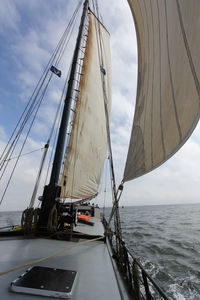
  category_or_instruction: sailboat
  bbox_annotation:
[0,0,200,299]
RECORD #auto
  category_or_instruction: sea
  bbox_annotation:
[104,203,200,300]
[0,203,200,299]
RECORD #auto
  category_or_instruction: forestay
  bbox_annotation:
[60,12,111,199]
[124,0,200,181]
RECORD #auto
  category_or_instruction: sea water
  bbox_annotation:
[0,203,200,299]
[105,203,200,300]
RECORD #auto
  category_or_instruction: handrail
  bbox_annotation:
[127,248,169,300]
[103,217,169,300]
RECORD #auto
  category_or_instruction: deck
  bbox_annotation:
[0,216,130,299]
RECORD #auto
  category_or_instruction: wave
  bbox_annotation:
[113,204,200,299]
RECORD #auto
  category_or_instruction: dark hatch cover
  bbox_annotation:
[10,266,77,298]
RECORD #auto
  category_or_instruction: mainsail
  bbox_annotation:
[124,0,200,181]
[60,12,111,199]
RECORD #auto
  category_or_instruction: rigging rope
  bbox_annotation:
[0,1,82,172]
[59,7,90,203]
[0,78,52,205]
[91,2,118,201]
[29,3,83,208]
[0,235,104,277]
[3,148,44,162]
[43,67,70,187]
[0,1,82,206]
[0,74,50,177]
[102,156,109,216]
[91,1,123,246]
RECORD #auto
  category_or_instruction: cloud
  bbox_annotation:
[13,30,50,74]
[0,132,51,211]
[118,130,200,207]
[1,0,200,212]
[0,1,20,33]
[0,126,7,142]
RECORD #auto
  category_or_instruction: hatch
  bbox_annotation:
[10,266,77,298]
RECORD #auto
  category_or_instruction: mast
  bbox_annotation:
[37,0,89,229]
[50,0,89,185]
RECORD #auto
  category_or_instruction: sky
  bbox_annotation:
[0,0,200,211]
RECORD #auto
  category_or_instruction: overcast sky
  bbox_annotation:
[0,0,200,211]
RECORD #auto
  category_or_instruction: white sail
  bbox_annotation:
[60,12,111,199]
[124,0,200,181]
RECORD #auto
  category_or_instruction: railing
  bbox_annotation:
[103,217,169,300]
[126,247,169,300]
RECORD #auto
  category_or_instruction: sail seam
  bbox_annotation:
[150,0,155,168]
[143,0,150,145]
[157,1,166,160]
[164,0,182,141]
[176,0,200,101]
